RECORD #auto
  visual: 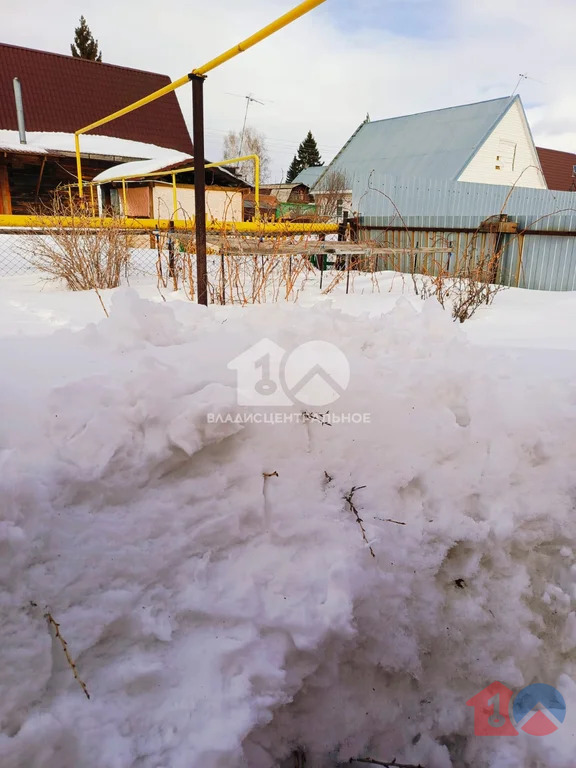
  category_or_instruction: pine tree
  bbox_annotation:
[286,155,303,184]
[286,131,322,182]
[71,16,102,62]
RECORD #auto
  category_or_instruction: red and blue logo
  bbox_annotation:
[467,681,566,736]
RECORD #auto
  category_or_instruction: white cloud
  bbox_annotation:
[3,0,576,181]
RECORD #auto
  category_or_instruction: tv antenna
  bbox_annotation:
[226,92,271,154]
[512,72,545,95]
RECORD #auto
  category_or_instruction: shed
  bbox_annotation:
[92,155,250,223]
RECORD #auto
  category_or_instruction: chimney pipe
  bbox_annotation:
[13,77,27,144]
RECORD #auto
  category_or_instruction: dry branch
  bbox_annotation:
[45,612,90,700]
[344,485,375,558]
[349,759,425,768]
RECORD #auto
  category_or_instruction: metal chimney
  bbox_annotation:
[12,77,27,144]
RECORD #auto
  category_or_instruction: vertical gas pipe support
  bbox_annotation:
[192,75,208,306]
[172,174,178,222]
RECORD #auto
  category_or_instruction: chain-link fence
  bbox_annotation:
[0,226,329,303]
[0,229,161,278]
[0,223,409,303]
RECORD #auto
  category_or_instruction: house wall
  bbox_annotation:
[458,100,546,189]
[126,186,151,217]
[313,191,353,221]
[151,184,243,223]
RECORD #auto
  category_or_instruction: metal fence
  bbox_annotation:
[0,226,358,304]
[0,229,159,278]
[354,172,576,291]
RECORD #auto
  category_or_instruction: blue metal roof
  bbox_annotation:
[314,96,518,189]
[291,165,325,186]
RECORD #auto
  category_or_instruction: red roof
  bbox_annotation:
[537,146,576,192]
[0,43,193,155]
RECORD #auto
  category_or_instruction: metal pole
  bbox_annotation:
[345,254,350,294]
[168,219,175,278]
[192,76,208,306]
[74,0,327,195]
[12,78,27,144]
[220,253,226,305]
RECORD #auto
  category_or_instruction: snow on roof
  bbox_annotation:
[92,153,194,183]
[92,154,250,188]
[0,130,184,161]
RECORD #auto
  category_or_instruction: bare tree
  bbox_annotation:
[313,169,351,220]
[223,126,270,186]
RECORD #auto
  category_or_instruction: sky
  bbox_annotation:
[3,0,576,182]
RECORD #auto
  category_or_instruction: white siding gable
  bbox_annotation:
[458,99,546,189]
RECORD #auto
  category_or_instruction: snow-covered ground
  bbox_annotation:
[2,271,576,768]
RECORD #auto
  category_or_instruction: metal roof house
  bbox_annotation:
[536,147,576,192]
[291,165,325,187]
[0,43,194,213]
[313,96,547,194]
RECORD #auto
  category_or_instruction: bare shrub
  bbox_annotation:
[313,169,351,221]
[413,239,505,323]
[26,196,132,292]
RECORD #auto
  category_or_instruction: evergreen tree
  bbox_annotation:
[286,155,303,184]
[71,16,102,61]
[286,131,323,182]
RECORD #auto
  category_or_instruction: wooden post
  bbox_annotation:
[0,166,12,215]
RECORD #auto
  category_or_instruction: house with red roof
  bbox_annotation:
[536,147,576,192]
[0,43,245,216]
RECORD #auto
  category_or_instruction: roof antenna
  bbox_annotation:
[226,92,270,155]
[512,72,545,96]
[512,73,528,96]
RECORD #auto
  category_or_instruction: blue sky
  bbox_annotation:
[326,0,445,38]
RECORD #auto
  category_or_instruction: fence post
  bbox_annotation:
[168,219,175,278]
[345,253,351,294]
[192,75,208,306]
[220,252,226,305]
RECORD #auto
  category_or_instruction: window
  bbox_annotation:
[336,198,343,218]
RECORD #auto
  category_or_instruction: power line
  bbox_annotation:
[203,125,342,151]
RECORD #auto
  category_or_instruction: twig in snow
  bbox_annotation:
[344,485,375,558]
[93,287,109,318]
[45,612,90,700]
[263,471,279,478]
[349,759,425,767]
[375,517,406,526]
[302,411,332,427]
[324,470,333,484]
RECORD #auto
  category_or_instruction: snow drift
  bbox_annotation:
[2,288,576,768]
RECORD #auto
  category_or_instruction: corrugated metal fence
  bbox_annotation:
[355,173,576,290]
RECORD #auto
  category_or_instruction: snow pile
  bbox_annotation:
[2,288,576,767]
